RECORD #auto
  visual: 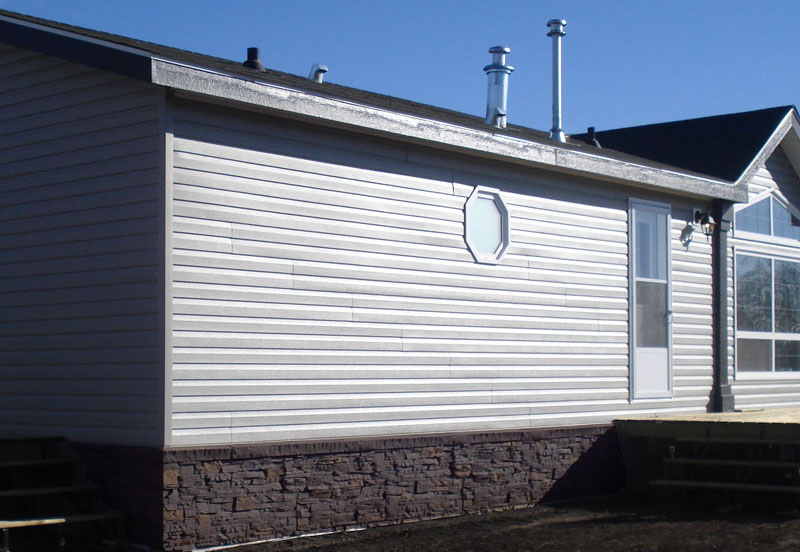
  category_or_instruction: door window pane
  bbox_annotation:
[636,210,667,280]
[636,281,667,347]
[735,198,771,235]
[775,260,800,333]
[736,255,772,331]
[772,199,800,240]
[776,341,800,372]
[737,339,771,371]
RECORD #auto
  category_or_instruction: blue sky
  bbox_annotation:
[2,0,799,134]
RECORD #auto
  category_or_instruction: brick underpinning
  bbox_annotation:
[162,425,624,551]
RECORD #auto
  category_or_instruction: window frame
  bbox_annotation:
[464,186,510,264]
[733,248,800,380]
[732,189,800,248]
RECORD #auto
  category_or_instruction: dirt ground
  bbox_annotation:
[245,495,800,552]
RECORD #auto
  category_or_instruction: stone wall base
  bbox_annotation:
[163,425,624,551]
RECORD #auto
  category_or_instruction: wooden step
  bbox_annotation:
[664,458,800,469]
[0,457,79,470]
[0,484,97,499]
[0,438,67,463]
[675,437,800,446]
[0,437,63,443]
[651,479,800,494]
[0,517,66,529]
[0,511,121,529]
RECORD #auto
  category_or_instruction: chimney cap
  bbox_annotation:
[484,45,513,73]
[546,19,567,36]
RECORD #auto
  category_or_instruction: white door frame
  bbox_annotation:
[629,198,673,400]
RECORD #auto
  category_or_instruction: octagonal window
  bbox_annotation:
[465,187,509,264]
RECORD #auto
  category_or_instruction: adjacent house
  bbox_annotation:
[1,9,798,551]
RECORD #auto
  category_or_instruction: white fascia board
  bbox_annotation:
[779,112,800,181]
[736,110,795,189]
[151,58,746,202]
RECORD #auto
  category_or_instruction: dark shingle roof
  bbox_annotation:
[0,8,777,188]
[0,8,554,142]
[573,106,794,182]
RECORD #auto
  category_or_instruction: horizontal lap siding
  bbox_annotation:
[170,101,712,446]
[0,45,163,445]
[672,216,714,397]
[749,147,800,204]
[731,147,800,407]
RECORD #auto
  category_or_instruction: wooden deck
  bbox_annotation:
[614,408,800,495]
[616,407,800,443]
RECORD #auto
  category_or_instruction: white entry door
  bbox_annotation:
[630,200,672,399]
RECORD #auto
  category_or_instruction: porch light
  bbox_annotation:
[695,211,716,236]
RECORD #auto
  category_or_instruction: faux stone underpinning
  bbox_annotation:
[162,425,623,551]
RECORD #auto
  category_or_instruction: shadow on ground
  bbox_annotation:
[244,494,800,552]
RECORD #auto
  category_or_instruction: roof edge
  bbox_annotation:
[0,12,152,81]
[735,108,797,187]
[154,58,746,202]
[0,9,746,202]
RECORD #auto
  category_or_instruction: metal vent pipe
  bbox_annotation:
[546,19,566,142]
[483,46,514,129]
[243,47,265,71]
[308,63,328,83]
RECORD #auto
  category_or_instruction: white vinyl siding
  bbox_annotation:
[0,45,165,445]
[168,99,715,446]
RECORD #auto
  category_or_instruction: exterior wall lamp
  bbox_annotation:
[694,210,716,236]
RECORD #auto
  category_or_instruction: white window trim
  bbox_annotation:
[732,188,800,247]
[628,198,673,400]
[733,245,800,380]
[464,186,510,264]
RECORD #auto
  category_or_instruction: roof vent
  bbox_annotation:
[308,63,328,83]
[587,126,601,148]
[483,46,514,129]
[243,47,265,72]
[546,19,566,142]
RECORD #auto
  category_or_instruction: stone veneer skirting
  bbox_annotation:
[161,425,624,551]
[72,425,624,551]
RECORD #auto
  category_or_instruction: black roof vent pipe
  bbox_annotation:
[243,47,265,71]
[587,126,601,148]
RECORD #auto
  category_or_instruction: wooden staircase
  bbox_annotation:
[615,412,800,507]
[0,437,124,552]
[650,436,800,501]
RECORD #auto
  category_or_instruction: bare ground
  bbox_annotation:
[243,495,800,552]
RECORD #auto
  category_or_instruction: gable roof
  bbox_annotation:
[573,106,796,182]
[0,8,747,201]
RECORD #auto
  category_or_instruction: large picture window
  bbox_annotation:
[736,253,800,372]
